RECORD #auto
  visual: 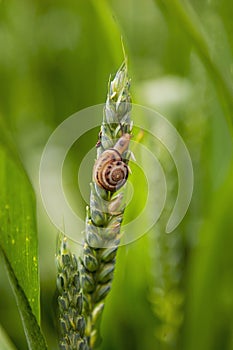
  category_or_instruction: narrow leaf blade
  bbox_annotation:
[0,148,40,321]
[0,324,17,350]
[1,249,47,350]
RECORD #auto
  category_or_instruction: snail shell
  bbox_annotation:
[93,134,130,192]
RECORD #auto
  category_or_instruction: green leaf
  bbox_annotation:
[0,324,17,350]
[0,249,47,350]
[0,148,40,323]
[154,0,233,135]
[0,116,21,167]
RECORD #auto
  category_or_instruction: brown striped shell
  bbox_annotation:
[93,134,130,192]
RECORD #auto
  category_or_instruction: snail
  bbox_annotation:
[93,133,130,192]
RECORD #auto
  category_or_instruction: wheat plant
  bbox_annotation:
[56,59,132,349]
[56,234,88,350]
[81,58,132,349]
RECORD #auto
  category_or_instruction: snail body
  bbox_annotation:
[93,134,130,192]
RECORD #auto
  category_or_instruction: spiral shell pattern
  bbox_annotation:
[93,149,128,192]
[93,134,130,192]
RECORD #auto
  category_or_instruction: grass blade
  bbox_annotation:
[0,324,17,350]
[0,248,47,350]
[154,0,233,135]
[0,148,40,322]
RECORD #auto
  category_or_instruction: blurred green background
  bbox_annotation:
[0,0,233,349]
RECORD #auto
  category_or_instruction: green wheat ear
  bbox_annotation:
[56,58,132,350]
[80,58,132,349]
[56,234,88,350]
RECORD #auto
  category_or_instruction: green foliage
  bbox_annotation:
[0,136,46,347]
[154,0,233,133]
[1,249,47,350]
[183,164,233,350]
[0,0,233,349]
[0,325,17,350]
[0,150,40,322]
